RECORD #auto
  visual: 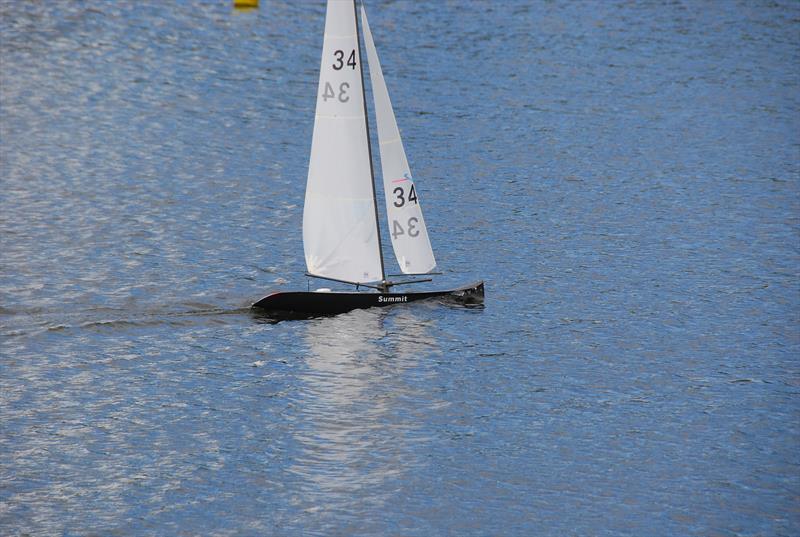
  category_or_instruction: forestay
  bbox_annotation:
[361,6,437,275]
[303,0,383,283]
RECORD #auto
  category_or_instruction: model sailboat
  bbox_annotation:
[253,0,483,317]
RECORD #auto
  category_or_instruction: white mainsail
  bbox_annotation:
[304,0,383,283]
[361,6,436,275]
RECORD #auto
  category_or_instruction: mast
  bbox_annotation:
[353,0,387,290]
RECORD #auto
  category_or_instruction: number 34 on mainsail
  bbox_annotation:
[253,0,484,317]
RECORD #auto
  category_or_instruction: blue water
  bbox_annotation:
[2,1,798,535]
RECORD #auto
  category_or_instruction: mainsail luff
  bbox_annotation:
[303,0,383,284]
[360,6,437,275]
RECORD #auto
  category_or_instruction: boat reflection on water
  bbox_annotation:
[289,306,439,527]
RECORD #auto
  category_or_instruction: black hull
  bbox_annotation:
[252,281,484,319]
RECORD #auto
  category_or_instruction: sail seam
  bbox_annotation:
[378,136,401,145]
[315,114,365,120]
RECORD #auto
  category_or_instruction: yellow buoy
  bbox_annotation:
[233,0,258,9]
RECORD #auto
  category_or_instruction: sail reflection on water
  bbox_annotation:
[289,307,440,520]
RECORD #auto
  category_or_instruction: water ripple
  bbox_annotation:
[2,0,798,535]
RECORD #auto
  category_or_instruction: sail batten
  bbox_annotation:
[360,6,437,275]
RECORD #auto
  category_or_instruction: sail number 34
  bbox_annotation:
[392,217,420,240]
[322,49,357,103]
[392,185,420,239]
[332,49,356,70]
[393,184,417,207]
